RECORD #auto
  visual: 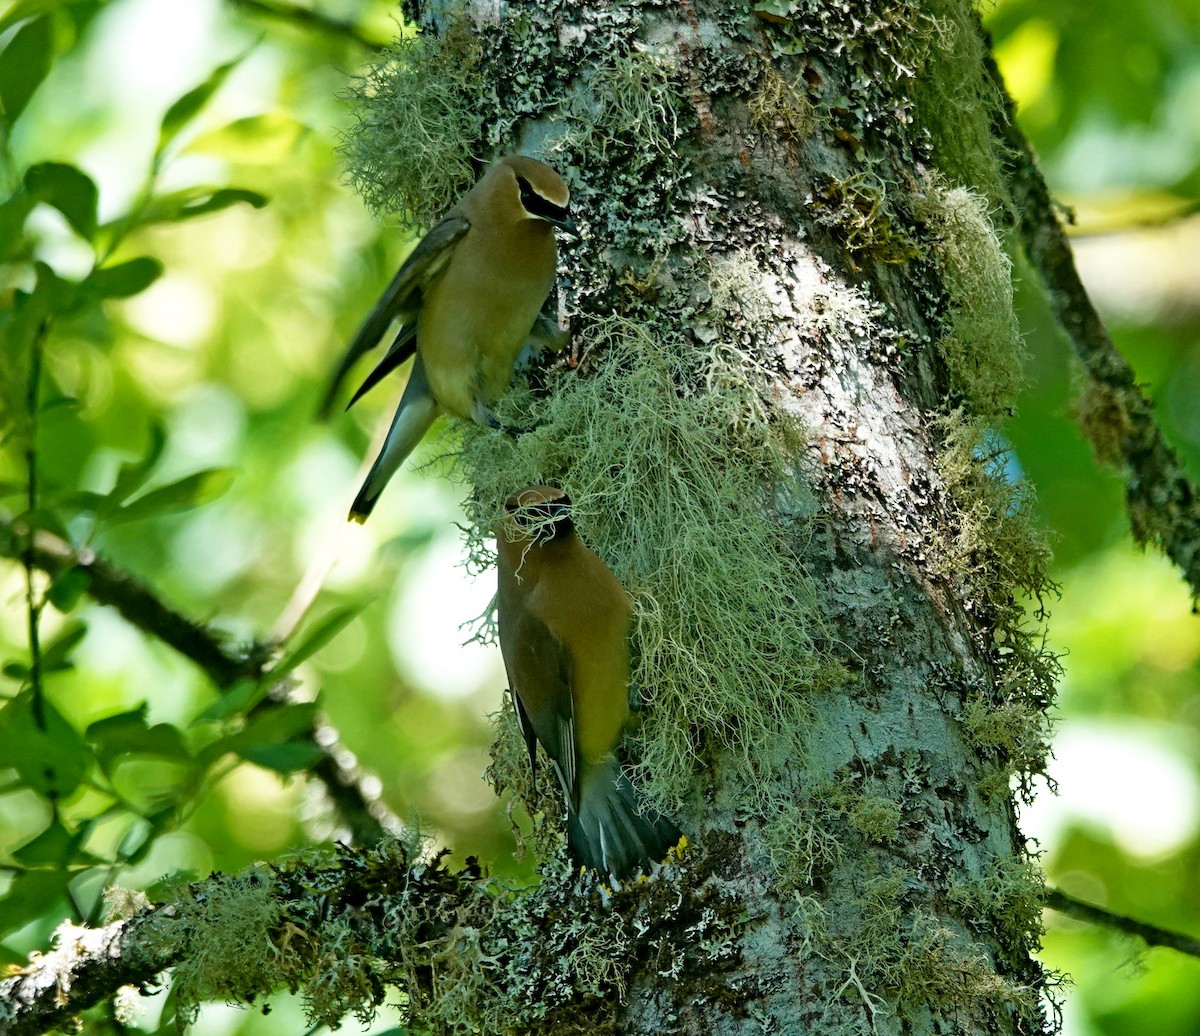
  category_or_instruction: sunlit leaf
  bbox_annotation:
[12,819,85,866]
[25,162,99,241]
[273,603,366,677]
[83,256,163,300]
[155,52,248,165]
[185,113,306,164]
[0,15,53,128]
[114,467,236,522]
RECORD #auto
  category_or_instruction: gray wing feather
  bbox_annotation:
[319,215,470,416]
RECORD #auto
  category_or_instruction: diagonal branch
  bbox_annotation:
[1044,887,1200,958]
[982,44,1200,602]
[0,520,400,845]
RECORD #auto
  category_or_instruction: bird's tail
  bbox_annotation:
[566,758,682,882]
[349,356,438,523]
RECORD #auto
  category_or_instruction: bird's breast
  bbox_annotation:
[418,222,557,421]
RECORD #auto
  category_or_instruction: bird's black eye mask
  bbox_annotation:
[506,496,574,540]
[515,174,571,227]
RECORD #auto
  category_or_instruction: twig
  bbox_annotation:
[0,522,400,845]
[1068,199,1200,240]
[24,319,47,730]
[1044,887,1200,959]
[225,0,386,49]
[982,41,1200,602]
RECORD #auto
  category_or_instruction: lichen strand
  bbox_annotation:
[166,869,286,1024]
[913,174,1025,421]
[457,310,843,823]
[340,21,487,226]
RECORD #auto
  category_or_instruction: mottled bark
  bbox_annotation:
[1,1,1073,1033]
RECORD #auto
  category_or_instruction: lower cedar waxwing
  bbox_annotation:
[322,156,575,522]
[497,486,682,881]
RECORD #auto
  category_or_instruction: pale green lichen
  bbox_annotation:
[914,174,1024,421]
[341,21,486,227]
[456,311,846,825]
[167,869,285,1023]
[561,47,684,162]
[749,62,818,145]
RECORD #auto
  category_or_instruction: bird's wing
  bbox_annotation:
[318,215,471,416]
[507,608,580,811]
[345,325,416,410]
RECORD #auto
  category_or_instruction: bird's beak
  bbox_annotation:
[552,213,579,240]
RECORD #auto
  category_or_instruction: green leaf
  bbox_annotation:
[135,185,268,226]
[83,256,163,300]
[273,604,366,677]
[12,819,84,865]
[110,423,167,502]
[46,566,90,613]
[25,162,99,240]
[0,15,54,128]
[173,187,268,221]
[114,467,236,522]
[185,113,305,164]
[192,677,270,724]
[156,53,247,164]
[237,741,325,774]
[87,704,190,770]
[0,691,91,799]
[0,0,66,36]
[235,701,319,748]
[41,620,86,672]
[0,870,70,932]
[3,660,29,681]
[0,191,34,257]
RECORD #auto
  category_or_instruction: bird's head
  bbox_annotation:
[501,156,576,235]
[503,485,574,542]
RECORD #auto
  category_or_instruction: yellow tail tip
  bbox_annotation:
[348,510,368,525]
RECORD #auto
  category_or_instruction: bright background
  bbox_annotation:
[0,0,1198,1032]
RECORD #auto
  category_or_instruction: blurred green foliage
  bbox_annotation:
[0,0,1197,1033]
[987,0,1200,1033]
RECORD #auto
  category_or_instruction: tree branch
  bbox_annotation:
[0,912,182,1036]
[0,841,712,1036]
[1044,887,1200,958]
[0,520,401,845]
[983,42,1200,602]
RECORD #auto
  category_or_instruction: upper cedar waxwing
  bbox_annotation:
[322,156,574,522]
[497,486,682,881]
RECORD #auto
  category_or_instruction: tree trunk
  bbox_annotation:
[0,2,1063,1033]
[370,0,1056,1032]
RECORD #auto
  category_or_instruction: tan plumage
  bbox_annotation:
[322,157,574,522]
[497,486,681,881]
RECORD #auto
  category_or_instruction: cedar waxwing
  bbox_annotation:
[497,486,682,881]
[323,156,575,522]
